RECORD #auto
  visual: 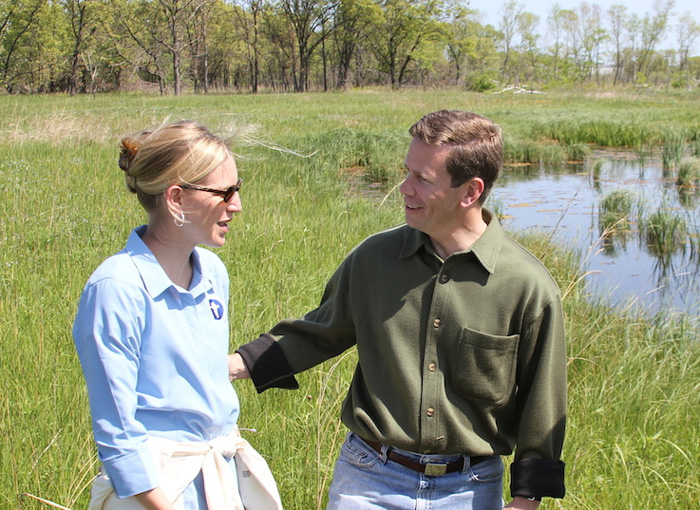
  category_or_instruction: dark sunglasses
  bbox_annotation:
[181,178,242,202]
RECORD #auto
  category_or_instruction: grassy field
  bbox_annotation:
[1,89,699,509]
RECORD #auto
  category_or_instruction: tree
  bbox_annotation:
[157,0,211,95]
[370,0,443,89]
[278,0,338,91]
[233,0,265,92]
[545,3,565,81]
[607,3,628,85]
[331,0,381,89]
[260,5,297,90]
[637,0,675,79]
[497,0,523,84]
[441,0,486,87]
[0,0,44,92]
[185,0,217,93]
[676,11,700,73]
[516,11,539,85]
[62,0,98,96]
[574,2,606,83]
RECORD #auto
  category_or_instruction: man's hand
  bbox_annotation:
[228,353,250,381]
[504,496,540,510]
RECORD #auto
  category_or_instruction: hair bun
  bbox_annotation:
[119,137,140,172]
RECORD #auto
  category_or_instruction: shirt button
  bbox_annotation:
[428,363,436,372]
[427,408,435,417]
[432,318,441,328]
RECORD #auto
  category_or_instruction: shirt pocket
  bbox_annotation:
[451,328,519,406]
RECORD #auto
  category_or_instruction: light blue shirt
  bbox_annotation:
[73,226,239,499]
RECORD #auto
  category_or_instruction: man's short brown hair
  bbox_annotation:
[409,110,503,202]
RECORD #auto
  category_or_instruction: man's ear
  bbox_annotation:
[460,178,485,208]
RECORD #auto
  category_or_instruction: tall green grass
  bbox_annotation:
[661,129,688,171]
[599,189,635,233]
[644,207,689,261]
[1,90,699,509]
[677,157,700,189]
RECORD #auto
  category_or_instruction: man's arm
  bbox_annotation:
[232,333,300,392]
[509,294,567,501]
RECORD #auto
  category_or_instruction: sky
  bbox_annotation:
[466,0,700,50]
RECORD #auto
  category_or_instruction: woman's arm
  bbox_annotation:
[134,487,174,510]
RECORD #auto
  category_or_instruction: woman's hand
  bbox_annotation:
[228,353,250,381]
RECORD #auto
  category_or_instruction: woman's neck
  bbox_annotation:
[140,222,194,290]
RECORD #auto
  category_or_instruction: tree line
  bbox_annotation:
[1,0,698,95]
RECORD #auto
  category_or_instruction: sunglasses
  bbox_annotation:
[181,178,242,202]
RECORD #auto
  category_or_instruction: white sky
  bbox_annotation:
[467,0,700,51]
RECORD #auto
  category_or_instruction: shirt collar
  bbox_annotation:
[399,208,504,275]
[126,225,213,298]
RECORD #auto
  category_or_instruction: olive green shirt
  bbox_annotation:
[238,210,566,498]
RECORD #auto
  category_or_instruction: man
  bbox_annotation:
[229,110,566,509]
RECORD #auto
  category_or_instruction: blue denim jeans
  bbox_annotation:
[326,432,504,510]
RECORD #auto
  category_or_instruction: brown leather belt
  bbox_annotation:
[360,437,489,477]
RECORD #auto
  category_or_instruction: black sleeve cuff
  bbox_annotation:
[510,458,566,499]
[236,334,299,393]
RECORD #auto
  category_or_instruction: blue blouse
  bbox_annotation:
[73,226,239,499]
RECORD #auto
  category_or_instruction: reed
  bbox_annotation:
[590,159,603,182]
[691,139,700,158]
[676,157,700,189]
[661,129,688,171]
[599,189,635,233]
[503,137,545,165]
[644,207,689,260]
[565,143,592,162]
[532,119,654,148]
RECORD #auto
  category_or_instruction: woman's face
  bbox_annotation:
[181,155,242,248]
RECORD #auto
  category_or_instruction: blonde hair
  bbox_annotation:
[118,120,233,212]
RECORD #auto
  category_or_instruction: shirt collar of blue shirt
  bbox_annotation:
[126,225,214,299]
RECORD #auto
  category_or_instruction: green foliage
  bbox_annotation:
[2,0,699,94]
[465,71,499,92]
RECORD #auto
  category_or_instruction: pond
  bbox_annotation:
[491,150,700,326]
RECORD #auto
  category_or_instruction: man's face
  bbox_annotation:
[400,138,466,242]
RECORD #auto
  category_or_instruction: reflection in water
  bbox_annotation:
[492,150,700,322]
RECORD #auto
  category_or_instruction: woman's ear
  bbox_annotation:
[164,184,185,220]
[460,177,485,208]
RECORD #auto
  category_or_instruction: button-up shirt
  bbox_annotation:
[73,226,239,498]
[238,211,566,498]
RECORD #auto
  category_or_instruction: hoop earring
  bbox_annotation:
[174,212,185,227]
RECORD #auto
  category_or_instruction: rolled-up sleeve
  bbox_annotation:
[510,297,567,499]
[73,278,159,497]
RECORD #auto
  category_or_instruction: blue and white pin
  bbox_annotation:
[209,299,224,320]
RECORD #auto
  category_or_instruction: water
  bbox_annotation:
[491,150,700,323]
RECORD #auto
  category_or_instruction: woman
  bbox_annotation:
[73,120,280,510]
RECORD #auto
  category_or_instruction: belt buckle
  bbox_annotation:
[424,463,447,476]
